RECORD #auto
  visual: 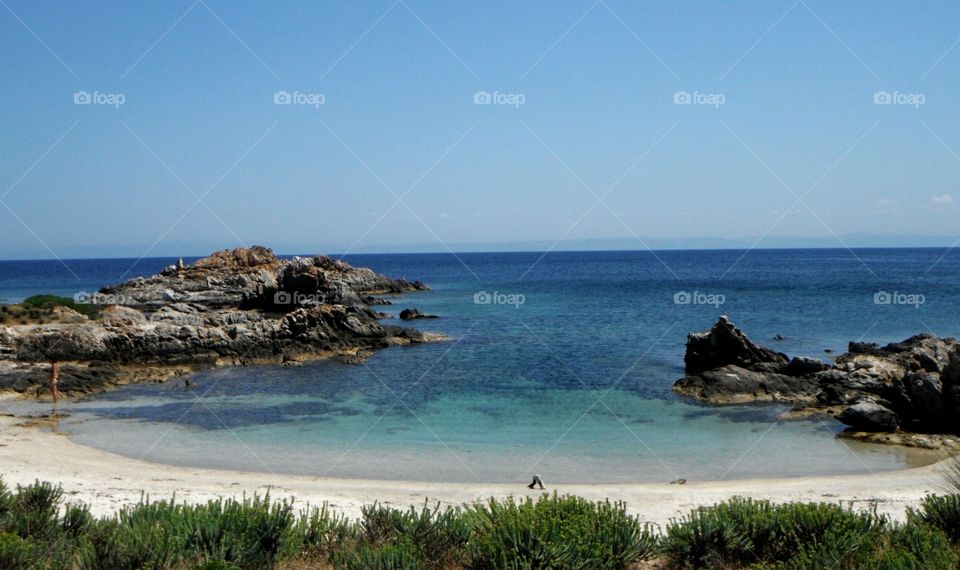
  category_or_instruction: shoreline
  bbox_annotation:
[0,414,952,526]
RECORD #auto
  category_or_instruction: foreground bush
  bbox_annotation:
[465,493,656,569]
[0,475,957,569]
[662,497,892,568]
[909,493,960,544]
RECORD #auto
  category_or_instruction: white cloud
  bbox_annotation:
[931,193,954,206]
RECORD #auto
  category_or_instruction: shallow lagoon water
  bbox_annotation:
[4,249,958,482]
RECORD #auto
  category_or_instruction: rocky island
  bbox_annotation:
[675,316,960,448]
[0,246,440,396]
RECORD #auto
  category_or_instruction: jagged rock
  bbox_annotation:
[782,356,829,377]
[674,364,819,404]
[675,317,960,440]
[99,305,147,327]
[1,246,441,396]
[399,308,439,320]
[838,402,899,432]
[683,316,788,374]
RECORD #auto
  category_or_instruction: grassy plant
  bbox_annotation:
[907,494,960,543]
[0,532,42,570]
[465,493,655,570]
[79,518,181,570]
[331,538,427,570]
[662,497,886,568]
[296,502,356,556]
[359,501,471,567]
[8,480,64,540]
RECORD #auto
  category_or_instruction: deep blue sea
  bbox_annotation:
[2,249,958,483]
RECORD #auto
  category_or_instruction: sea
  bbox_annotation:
[1,248,958,483]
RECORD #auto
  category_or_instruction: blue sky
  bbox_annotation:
[1,0,959,259]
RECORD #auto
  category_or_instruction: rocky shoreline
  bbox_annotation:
[0,246,442,397]
[674,316,960,449]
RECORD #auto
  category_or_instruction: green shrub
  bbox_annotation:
[909,494,960,543]
[465,493,655,570]
[296,502,356,555]
[0,478,13,524]
[80,517,181,570]
[331,538,426,570]
[191,560,243,570]
[21,294,92,315]
[878,522,956,569]
[0,532,42,570]
[9,480,63,540]
[63,503,94,539]
[359,502,471,566]
[662,498,886,568]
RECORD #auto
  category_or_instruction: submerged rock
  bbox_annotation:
[399,308,439,320]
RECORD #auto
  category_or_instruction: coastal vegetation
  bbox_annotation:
[0,475,958,569]
[0,296,93,325]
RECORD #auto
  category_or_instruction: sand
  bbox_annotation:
[0,412,953,528]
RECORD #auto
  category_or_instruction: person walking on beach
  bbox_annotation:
[527,474,545,490]
[48,359,60,403]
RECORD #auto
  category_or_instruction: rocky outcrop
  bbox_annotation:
[100,246,428,309]
[683,316,789,374]
[1,246,440,396]
[673,364,818,404]
[837,402,899,432]
[674,317,960,438]
[399,308,439,320]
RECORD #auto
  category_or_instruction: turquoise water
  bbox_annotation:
[3,249,957,482]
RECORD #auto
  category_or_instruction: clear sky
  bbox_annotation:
[1,1,959,259]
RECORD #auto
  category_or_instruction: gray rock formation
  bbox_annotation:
[399,308,439,320]
[0,246,439,396]
[674,317,960,438]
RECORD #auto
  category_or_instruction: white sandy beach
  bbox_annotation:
[0,413,952,528]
